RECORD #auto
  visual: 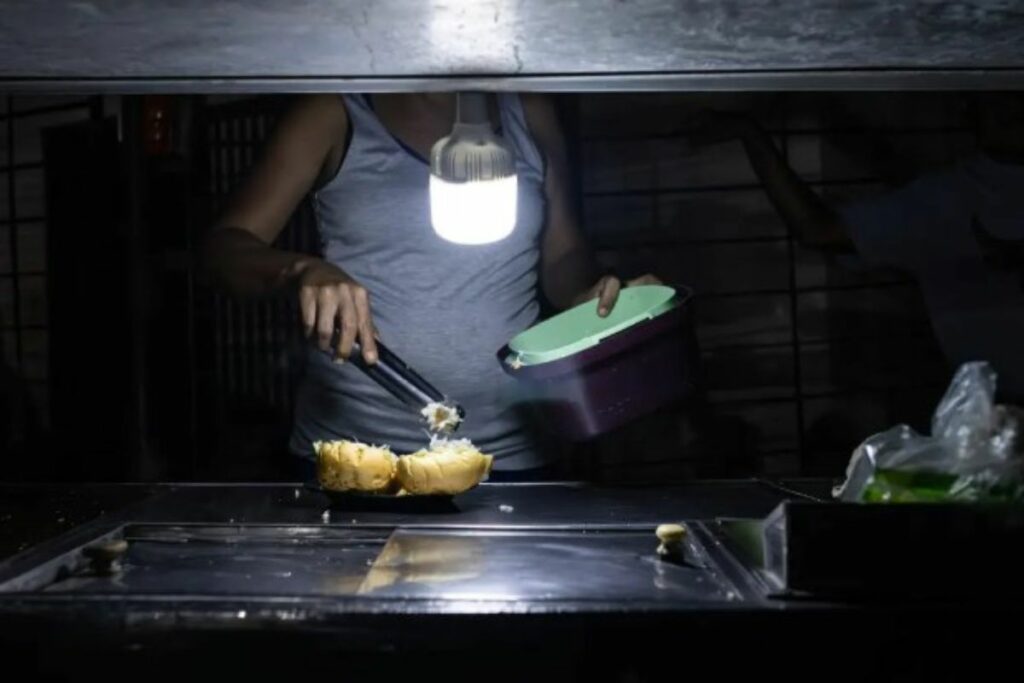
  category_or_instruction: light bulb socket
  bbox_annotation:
[456,91,489,126]
[430,92,517,183]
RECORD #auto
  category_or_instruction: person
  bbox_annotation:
[690,94,1024,400]
[203,93,658,479]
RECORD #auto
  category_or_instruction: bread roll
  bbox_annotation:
[314,440,397,493]
[396,439,493,495]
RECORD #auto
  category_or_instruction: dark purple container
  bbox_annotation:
[497,288,697,440]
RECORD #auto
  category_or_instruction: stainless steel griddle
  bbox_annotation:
[0,482,785,612]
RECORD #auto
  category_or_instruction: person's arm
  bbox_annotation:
[691,112,853,252]
[521,95,659,316]
[202,95,378,363]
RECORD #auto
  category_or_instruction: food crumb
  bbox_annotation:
[499,504,514,513]
[321,510,331,523]
[293,489,301,500]
[421,401,462,433]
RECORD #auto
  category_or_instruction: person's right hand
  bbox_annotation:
[294,259,378,364]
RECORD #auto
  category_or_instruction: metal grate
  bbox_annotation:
[579,92,966,477]
[0,95,101,426]
[203,98,318,414]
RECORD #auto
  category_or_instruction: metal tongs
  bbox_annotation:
[324,326,465,433]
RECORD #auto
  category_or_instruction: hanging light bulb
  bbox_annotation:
[430,92,518,245]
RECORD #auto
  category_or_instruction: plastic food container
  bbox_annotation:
[498,285,696,440]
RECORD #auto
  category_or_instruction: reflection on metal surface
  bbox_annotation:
[8,525,391,597]
[352,529,739,603]
[715,518,768,573]
[359,533,484,594]
[2,524,746,605]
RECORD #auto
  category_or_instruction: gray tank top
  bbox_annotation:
[289,94,547,470]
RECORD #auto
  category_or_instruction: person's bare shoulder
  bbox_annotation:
[211,95,349,239]
[519,93,560,138]
[279,94,348,143]
[519,93,569,168]
[273,95,350,188]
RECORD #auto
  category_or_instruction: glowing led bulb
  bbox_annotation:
[430,92,518,246]
[429,174,517,245]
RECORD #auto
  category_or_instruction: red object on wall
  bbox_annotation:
[142,96,173,156]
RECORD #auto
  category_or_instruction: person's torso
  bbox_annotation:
[291,94,548,468]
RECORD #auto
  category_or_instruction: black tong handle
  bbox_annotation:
[349,340,444,410]
[325,327,455,417]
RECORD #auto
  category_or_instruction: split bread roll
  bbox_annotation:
[314,438,493,496]
[396,439,494,496]
[314,440,398,493]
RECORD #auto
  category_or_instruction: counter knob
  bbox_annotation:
[655,523,687,561]
[82,539,128,576]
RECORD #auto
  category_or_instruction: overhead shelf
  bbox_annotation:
[1,0,1023,92]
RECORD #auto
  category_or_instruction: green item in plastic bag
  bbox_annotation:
[861,468,1023,503]
[836,362,1024,504]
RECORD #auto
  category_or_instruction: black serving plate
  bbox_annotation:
[303,482,459,513]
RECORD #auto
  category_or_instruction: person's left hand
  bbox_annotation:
[574,274,663,317]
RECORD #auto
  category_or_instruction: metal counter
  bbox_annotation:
[0,480,1018,680]
[0,480,793,612]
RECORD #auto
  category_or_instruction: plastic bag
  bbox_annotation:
[834,362,1024,503]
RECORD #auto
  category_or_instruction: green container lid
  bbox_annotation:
[507,285,678,366]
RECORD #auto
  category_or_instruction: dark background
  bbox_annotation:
[0,92,972,483]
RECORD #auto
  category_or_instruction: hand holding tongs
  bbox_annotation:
[324,325,465,433]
